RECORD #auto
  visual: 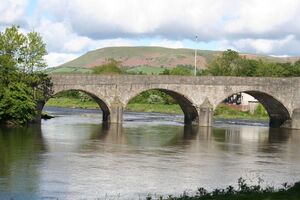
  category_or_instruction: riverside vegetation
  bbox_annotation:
[0,26,52,125]
[146,178,300,200]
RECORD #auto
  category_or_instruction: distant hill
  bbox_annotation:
[58,46,217,69]
[48,46,300,74]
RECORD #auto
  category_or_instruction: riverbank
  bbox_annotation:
[151,180,300,200]
[46,98,269,121]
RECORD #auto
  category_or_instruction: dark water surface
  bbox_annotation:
[0,107,300,199]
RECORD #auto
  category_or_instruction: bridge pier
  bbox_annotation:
[109,98,124,124]
[198,98,213,127]
[269,114,290,128]
[291,108,300,129]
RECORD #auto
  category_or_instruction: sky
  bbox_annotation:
[1,0,300,67]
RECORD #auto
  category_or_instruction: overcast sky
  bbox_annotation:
[1,0,300,66]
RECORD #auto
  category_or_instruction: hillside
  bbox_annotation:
[58,46,217,69]
[48,46,300,74]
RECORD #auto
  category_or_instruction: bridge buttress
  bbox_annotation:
[198,98,213,127]
[109,97,124,124]
[291,108,300,129]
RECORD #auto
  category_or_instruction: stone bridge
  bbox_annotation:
[46,74,300,129]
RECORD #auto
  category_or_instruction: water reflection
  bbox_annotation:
[0,125,45,196]
[0,109,300,199]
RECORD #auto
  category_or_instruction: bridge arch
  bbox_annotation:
[44,89,111,122]
[125,88,199,125]
[214,90,291,128]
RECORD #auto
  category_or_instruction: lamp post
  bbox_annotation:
[194,35,198,76]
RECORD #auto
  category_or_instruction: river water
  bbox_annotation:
[0,107,300,199]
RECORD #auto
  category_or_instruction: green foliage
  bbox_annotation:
[125,66,167,75]
[22,31,47,72]
[0,26,51,125]
[92,59,122,74]
[45,66,92,74]
[214,104,268,120]
[161,66,192,76]
[204,49,300,77]
[254,104,268,117]
[54,91,93,102]
[128,90,176,105]
[149,179,300,200]
[0,82,36,124]
[0,25,47,73]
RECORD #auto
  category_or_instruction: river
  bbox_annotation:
[0,107,300,199]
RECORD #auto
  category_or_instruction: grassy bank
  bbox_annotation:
[46,98,99,109]
[214,104,268,120]
[46,98,268,120]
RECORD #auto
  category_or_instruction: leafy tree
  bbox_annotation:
[291,60,300,76]
[0,26,47,73]
[255,61,288,77]
[203,49,300,77]
[0,82,36,124]
[169,66,192,76]
[205,50,236,76]
[22,32,47,73]
[233,58,258,77]
[92,59,122,74]
[161,69,170,75]
[0,26,51,125]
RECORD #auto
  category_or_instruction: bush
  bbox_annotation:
[0,82,36,124]
[92,59,122,74]
[254,104,268,116]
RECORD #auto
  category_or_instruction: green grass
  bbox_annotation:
[44,66,92,74]
[46,98,99,109]
[46,98,269,121]
[127,103,182,114]
[214,104,268,120]
[46,98,182,113]
[126,66,167,75]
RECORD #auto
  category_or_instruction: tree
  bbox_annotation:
[169,66,192,76]
[22,31,47,73]
[292,60,300,76]
[205,49,240,76]
[0,26,51,125]
[0,82,36,124]
[92,59,122,74]
[0,26,47,73]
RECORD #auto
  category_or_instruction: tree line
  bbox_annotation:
[201,49,300,77]
[92,50,300,77]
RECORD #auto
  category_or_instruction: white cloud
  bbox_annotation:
[3,0,300,66]
[34,18,137,53]
[221,35,300,55]
[149,39,184,48]
[45,52,80,67]
[38,0,228,40]
[0,0,28,25]
[224,0,300,38]
[33,0,300,56]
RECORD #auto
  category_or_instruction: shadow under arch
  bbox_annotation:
[44,89,111,122]
[215,90,291,128]
[126,88,199,125]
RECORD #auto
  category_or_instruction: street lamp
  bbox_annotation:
[194,35,198,76]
